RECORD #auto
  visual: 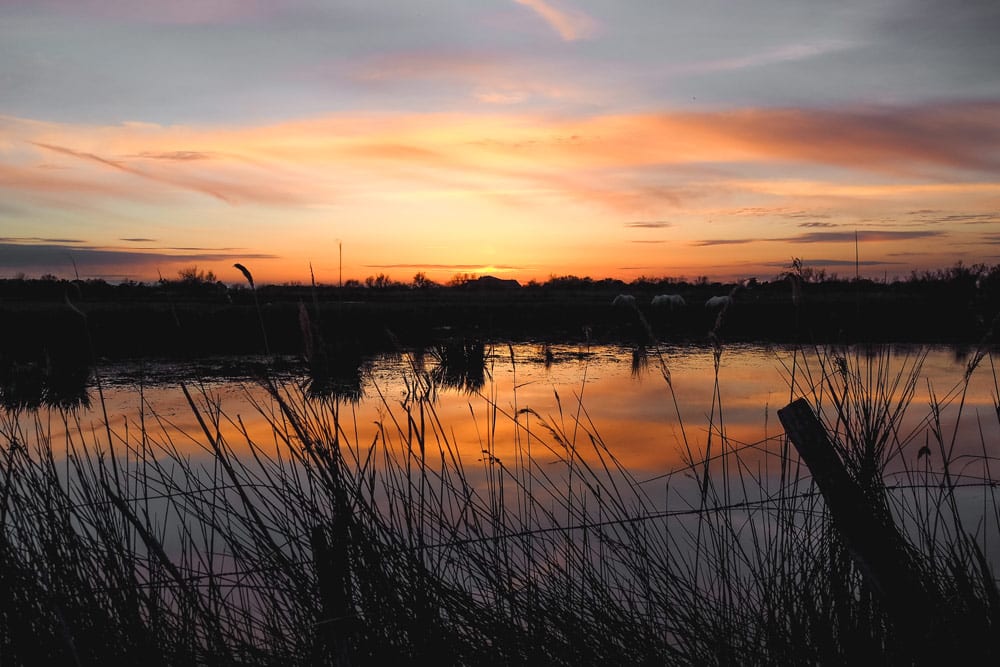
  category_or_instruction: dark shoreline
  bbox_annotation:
[2,275,998,365]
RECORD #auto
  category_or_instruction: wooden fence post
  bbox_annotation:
[777,398,937,647]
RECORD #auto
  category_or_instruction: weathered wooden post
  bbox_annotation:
[777,398,938,652]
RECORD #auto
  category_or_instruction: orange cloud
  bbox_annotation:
[730,179,1000,199]
[14,101,994,196]
[4,102,999,285]
[457,104,1000,175]
[5,134,322,207]
[31,141,234,204]
[5,109,996,230]
[691,104,1000,175]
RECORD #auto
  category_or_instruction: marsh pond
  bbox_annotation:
[3,276,1000,663]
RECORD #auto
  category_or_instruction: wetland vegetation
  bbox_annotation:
[2,262,1000,664]
[3,260,1000,362]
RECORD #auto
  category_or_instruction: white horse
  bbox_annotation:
[612,294,637,308]
[705,295,733,309]
[651,294,685,309]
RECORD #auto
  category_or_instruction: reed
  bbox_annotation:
[0,336,997,664]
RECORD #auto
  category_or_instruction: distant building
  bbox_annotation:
[464,275,521,289]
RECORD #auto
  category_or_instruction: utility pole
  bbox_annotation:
[338,239,343,288]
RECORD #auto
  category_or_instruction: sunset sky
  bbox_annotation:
[2,0,999,285]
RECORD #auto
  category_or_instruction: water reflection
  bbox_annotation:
[8,341,1000,582]
[542,343,554,370]
[9,343,1000,482]
[631,344,648,377]
[429,337,488,393]
[5,340,997,658]
[303,340,372,402]
[0,355,91,410]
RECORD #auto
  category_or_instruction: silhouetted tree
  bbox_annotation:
[448,273,476,287]
[411,272,438,289]
[364,273,399,289]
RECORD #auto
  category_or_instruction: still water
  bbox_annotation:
[31,341,1000,481]
[8,340,1000,575]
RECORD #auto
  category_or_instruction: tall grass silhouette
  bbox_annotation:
[0,317,998,662]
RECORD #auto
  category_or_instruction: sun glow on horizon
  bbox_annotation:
[4,104,998,286]
[2,0,1000,287]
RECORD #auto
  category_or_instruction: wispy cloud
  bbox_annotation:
[131,151,213,161]
[692,238,756,247]
[364,263,523,271]
[707,103,1000,176]
[625,221,673,229]
[0,236,86,244]
[388,103,1000,177]
[352,50,578,107]
[31,142,127,171]
[732,179,1000,199]
[3,102,998,284]
[0,241,277,272]
[671,40,852,75]
[784,212,831,219]
[729,207,833,221]
[790,230,943,243]
[693,229,944,247]
[6,136,314,207]
[169,246,244,251]
[906,211,1000,225]
[9,102,1000,218]
[513,0,597,41]
[762,258,899,268]
[31,141,236,204]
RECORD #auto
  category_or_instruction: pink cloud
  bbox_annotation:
[513,0,597,41]
[665,40,853,75]
[5,100,999,221]
[4,140,315,208]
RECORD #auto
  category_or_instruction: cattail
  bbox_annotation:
[233,263,255,289]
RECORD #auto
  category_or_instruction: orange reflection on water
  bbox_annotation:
[11,344,999,489]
